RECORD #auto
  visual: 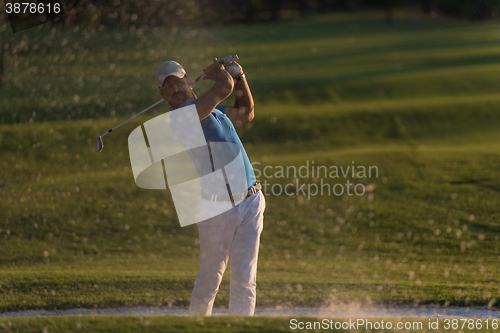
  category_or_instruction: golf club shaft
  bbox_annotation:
[98,99,164,138]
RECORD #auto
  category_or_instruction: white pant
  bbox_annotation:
[189,191,266,316]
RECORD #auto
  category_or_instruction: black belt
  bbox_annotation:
[201,183,261,202]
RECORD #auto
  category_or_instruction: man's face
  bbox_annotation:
[159,75,195,108]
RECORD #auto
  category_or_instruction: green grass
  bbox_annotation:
[2,120,500,311]
[1,10,500,319]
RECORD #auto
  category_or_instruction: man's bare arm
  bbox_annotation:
[196,60,234,120]
[225,75,255,126]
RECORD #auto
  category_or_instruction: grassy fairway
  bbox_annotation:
[1,10,500,317]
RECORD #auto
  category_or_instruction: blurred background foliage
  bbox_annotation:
[3,0,500,32]
[1,0,500,88]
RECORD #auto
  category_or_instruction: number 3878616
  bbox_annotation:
[5,2,61,14]
[443,319,498,330]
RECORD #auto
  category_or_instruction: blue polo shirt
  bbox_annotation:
[172,99,256,190]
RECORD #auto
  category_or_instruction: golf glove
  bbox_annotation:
[224,62,243,78]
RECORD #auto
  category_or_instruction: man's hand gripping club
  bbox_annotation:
[193,55,241,83]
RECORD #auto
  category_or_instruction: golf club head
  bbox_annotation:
[97,136,104,152]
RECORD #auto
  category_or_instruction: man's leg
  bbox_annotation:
[228,191,266,316]
[189,208,238,315]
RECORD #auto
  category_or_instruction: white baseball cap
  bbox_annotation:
[155,61,186,87]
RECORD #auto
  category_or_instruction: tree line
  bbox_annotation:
[2,0,499,32]
[22,0,500,29]
[1,0,498,84]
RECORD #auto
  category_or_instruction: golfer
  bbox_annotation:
[155,58,265,316]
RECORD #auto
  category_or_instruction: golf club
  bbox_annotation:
[97,99,164,152]
[97,55,239,152]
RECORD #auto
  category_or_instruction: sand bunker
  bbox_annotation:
[1,305,499,319]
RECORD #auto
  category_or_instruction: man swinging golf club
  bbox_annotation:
[155,57,265,316]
